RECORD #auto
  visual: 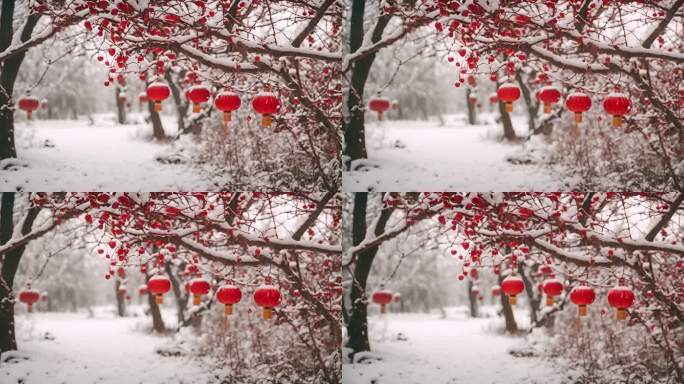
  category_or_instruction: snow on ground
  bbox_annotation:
[2,308,221,384]
[343,114,575,191]
[343,307,580,384]
[0,113,211,191]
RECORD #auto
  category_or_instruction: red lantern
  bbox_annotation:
[186,84,211,113]
[146,82,171,112]
[569,285,596,317]
[40,99,48,110]
[491,285,501,297]
[18,95,40,120]
[118,285,127,297]
[147,275,171,304]
[565,92,592,124]
[539,265,553,275]
[489,93,498,104]
[391,99,400,111]
[117,267,126,279]
[368,96,390,120]
[542,278,563,306]
[216,284,242,316]
[603,93,631,127]
[118,92,127,104]
[537,86,561,113]
[471,285,480,297]
[607,284,635,320]
[189,278,211,305]
[496,83,520,112]
[19,288,41,312]
[501,275,525,305]
[372,289,393,313]
[254,284,281,320]
[251,92,280,127]
[469,268,479,279]
[214,91,241,127]
[138,284,148,296]
[393,292,401,303]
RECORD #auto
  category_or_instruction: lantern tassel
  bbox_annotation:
[574,112,582,124]
[224,304,233,316]
[263,307,273,320]
[223,111,231,123]
[260,114,272,128]
[193,295,201,305]
[543,103,551,113]
[546,296,554,306]
[377,111,384,121]
[154,101,162,112]
[380,304,386,314]
[616,308,627,321]
[505,102,513,113]
[155,294,163,305]
[612,115,622,127]
[578,305,587,317]
[27,111,32,121]
[27,303,33,313]
[193,103,200,113]
[508,294,517,305]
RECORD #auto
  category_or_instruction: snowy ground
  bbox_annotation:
[343,307,580,384]
[0,113,210,191]
[2,308,221,384]
[344,114,575,191]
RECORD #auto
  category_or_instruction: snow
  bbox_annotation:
[343,115,573,191]
[3,308,220,384]
[343,308,580,384]
[0,114,211,191]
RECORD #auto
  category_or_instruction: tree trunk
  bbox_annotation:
[515,70,540,134]
[519,265,541,325]
[466,88,477,125]
[164,70,190,135]
[345,192,395,357]
[146,278,166,333]
[164,261,187,324]
[148,100,166,140]
[115,87,127,125]
[498,274,518,334]
[0,193,41,352]
[497,98,517,141]
[343,2,391,170]
[114,279,126,317]
[467,279,479,318]
[0,6,41,160]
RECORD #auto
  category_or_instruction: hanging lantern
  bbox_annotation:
[40,99,48,110]
[138,284,148,296]
[471,285,480,298]
[18,95,40,120]
[565,92,592,124]
[19,288,41,313]
[496,83,521,112]
[539,265,553,275]
[216,284,242,316]
[214,91,241,126]
[603,93,631,127]
[569,285,596,317]
[607,284,635,320]
[251,92,280,127]
[368,96,390,120]
[393,292,401,303]
[138,92,148,110]
[117,266,126,279]
[147,275,171,304]
[491,285,501,297]
[468,94,478,105]
[391,99,400,111]
[253,284,281,320]
[186,84,211,113]
[371,289,393,313]
[537,86,561,113]
[146,82,171,112]
[489,93,498,104]
[118,92,127,104]
[542,278,563,306]
[188,277,211,305]
[469,269,479,279]
[501,275,525,305]
[118,285,127,297]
